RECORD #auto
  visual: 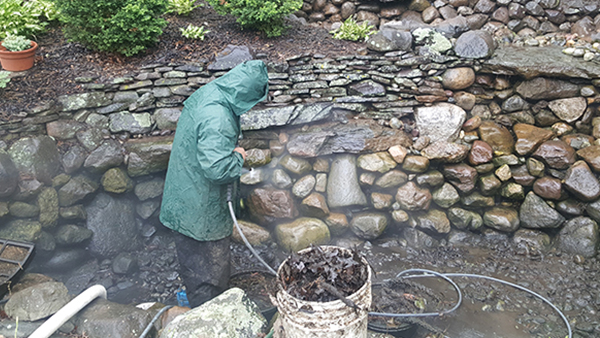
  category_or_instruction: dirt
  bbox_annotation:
[229,270,277,311]
[0,3,363,118]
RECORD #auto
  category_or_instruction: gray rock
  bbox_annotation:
[558,217,598,258]
[160,288,266,338]
[327,154,368,208]
[58,92,110,111]
[483,207,520,232]
[415,103,466,143]
[563,161,600,201]
[109,112,153,134]
[292,175,316,198]
[367,29,413,52]
[513,229,551,255]
[0,219,41,242]
[55,224,93,245]
[76,127,105,152]
[101,167,134,193]
[548,97,587,123]
[271,169,293,189]
[402,228,439,249]
[448,207,483,231]
[86,193,141,257]
[75,299,152,338]
[62,144,88,174]
[46,120,86,140]
[60,205,87,220]
[432,183,460,208]
[38,187,59,227]
[5,282,70,321]
[84,140,124,173]
[349,80,386,97]
[112,252,138,274]
[280,155,312,175]
[125,136,172,177]
[357,152,397,173]
[454,30,495,58]
[375,170,407,188]
[241,103,333,131]
[519,192,565,229]
[412,27,453,53]
[42,248,89,273]
[396,181,432,211]
[414,209,451,234]
[350,212,388,239]
[275,217,330,252]
[154,108,181,130]
[9,201,39,218]
[484,46,600,80]
[58,175,99,207]
[502,95,528,112]
[421,141,469,163]
[136,200,160,219]
[134,177,165,201]
[208,45,254,71]
[8,136,61,185]
[0,150,18,198]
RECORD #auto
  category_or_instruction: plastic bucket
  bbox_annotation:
[273,246,372,338]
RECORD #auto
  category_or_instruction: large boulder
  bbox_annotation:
[5,281,70,321]
[125,136,173,177]
[414,103,466,143]
[557,217,598,258]
[75,299,152,338]
[160,288,267,338]
[453,30,495,58]
[519,192,565,229]
[8,136,61,185]
[0,150,18,198]
[247,188,298,224]
[350,212,388,239]
[327,154,368,208]
[275,217,331,252]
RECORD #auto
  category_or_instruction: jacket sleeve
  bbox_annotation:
[196,106,244,185]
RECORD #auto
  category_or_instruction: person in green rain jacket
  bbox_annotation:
[160,60,269,306]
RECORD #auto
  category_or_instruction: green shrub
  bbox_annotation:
[2,35,32,51]
[180,24,209,40]
[32,0,60,22]
[331,17,375,42]
[167,0,202,15]
[54,0,168,56]
[0,71,10,88]
[0,0,47,40]
[206,0,302,37]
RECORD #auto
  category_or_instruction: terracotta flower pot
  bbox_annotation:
[0,41,38,71]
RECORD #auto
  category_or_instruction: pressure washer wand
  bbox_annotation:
[227,183,277,276]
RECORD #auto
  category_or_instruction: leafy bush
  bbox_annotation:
[54,0,168,56]
[0,71,10,89]
[180,24,209,40]
[206,0,302,37]
[2,35,32,51]
[167,0,202,15]
[331,17,375,42]
[33,0,60,22]
[0,0,47,40]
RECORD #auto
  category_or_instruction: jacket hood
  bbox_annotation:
[213,60,269,116]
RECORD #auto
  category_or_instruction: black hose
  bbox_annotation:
[139,305,173,338]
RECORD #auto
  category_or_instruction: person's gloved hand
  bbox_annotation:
[233,147,246,161]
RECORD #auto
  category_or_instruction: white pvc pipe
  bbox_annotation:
[29,284,107,338]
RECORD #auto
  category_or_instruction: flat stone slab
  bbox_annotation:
[482,46,600,80]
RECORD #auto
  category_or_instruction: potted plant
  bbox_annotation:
[0,35,38,71]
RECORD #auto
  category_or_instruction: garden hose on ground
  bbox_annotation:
[226,186,572,338]
[139,305,173,338]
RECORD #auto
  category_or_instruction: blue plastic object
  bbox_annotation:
[177,288,190,307]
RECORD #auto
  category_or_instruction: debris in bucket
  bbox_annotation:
[278,245,368,302]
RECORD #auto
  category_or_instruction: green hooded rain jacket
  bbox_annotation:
[160,60,269,241]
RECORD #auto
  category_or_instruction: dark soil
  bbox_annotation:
[0,2,363,118]
[229,270,277,311]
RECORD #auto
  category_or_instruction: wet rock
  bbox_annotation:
[243,103,334,132]
[388,145,408,164]
[375,170,407,189]
[495,164,512,181]
[109,112,152,134]
[134,177,165,201]
[563,161,600,201]
[441,67,475,90]
[60,205,87,220]
[112,252,138,275]
[526,158,545,177]
[557,217,599,258]
[275,217,330,252]
[86,193,141,257]
[513,229,551,255]
[421,141,469,163]
[502,95,528,113]
[371,192,394,210]
[433,183,460,208]
[55,224,94,245]
[5,281,70,321]
[8,136,61,185]
[292,175,316,198]
[241,168,267,185]
[46,120,86,140]
[519,192,565,229]
[511,165,536,186]
[533,176,563,200]
[357,152,397,173]
[415,103,466,143]
[461,191,495,207]
[232,220,271,246]
[325,213,349,236]
[548,97,587,123]
[576,145,600,172]
[245,149,272,168]
[42,248,89,273]
[532,140,576,170]
[402,155,430,173]
[0,202,7,218]
[160,288,265,338]
[412,27,453,53]
[101,167,134,194]
[396,182,432,211]
[513,123,555,155]
[58,175,99,207]
[561,134,593,150]
[402,228,439,249]
[75,299,152,338]
[478,121,515,156]
[448,207,483,231]
[84,140,124,173]
[154,108,181,130]
[443,163,478,193]
[501,182,525,200]
[483,207,520,232]
[301,192,330,218]
[416,170,445,187]
[280,155,312,175]
[463,116,482,133]
[413,209,451,234]
[62,144,88,174]
[248,188,298,224]
[479,174,501,196]
[454,30,495,58]
[454,91,476,111]
[9,201,39,218]
[271,169,293,189]
[76,127,104,152]
[350,212,388,240]
[327,154,368,208]
[125,136,172,177]
[136,200,160,219]
[0,150,18,198]
[367,29,413,52]
[468,140,493,166]
[0,219,41,242]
